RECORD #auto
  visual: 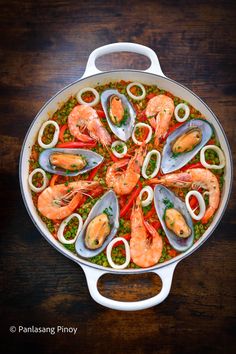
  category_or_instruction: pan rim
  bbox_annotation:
[19,69,233,274]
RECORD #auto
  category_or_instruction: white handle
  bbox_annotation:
[82,42,165,78]
[80,262,178,311]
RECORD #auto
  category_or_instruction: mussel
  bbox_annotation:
[171,127,202,154]
[109,95,125,125]
[161,119,213,174]
[165,208,192,238]
[75,190,119,258]
[101,89,136,141]
[154,185,194,252]
[39,148,103,176]
[50,153,87,171]
[85,213,111,250]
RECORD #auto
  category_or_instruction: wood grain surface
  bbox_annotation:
[0,0,235,353]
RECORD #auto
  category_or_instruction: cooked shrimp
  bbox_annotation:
[68,105,111,146]
[38,180,99,220]
[149,168,220,224]
[145,95,174,147]
[105,144,146,195]
[130,197,163,268]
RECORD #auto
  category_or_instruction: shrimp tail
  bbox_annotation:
[201,206,215,224]
[154,135,160,147]
[130,143,146,173]
[143,220,157,236]
[148,117,157,130]
[86,114,111,146]
[75,132,95,143]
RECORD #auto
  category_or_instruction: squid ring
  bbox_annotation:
[174,103,190,122]
[200,145,226,170]
[38,120,60,149]
[28,168,48,193]
[76,87,100,107]
[185,191,206,221]
[126,82,146,101]
[139,186,154,207]
[111,141,127,158]
[142,149,161,179]
[132,123,152,145]
[106,237,131,269]
[57,213,83,244]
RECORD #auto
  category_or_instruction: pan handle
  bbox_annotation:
[82,42,165,78]
[80,262,178,311]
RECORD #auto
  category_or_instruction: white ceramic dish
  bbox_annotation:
[19,43,233,311]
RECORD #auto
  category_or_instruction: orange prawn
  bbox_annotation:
[145,94,174,147]
[38,180,99,220]
[130,196,163,268]
[68,105,112,146]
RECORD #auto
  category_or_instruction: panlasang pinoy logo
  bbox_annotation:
[12,326,78,335]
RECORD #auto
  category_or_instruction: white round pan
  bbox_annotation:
[19,43,233,311]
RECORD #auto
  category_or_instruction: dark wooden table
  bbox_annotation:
[1,1,235,353]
